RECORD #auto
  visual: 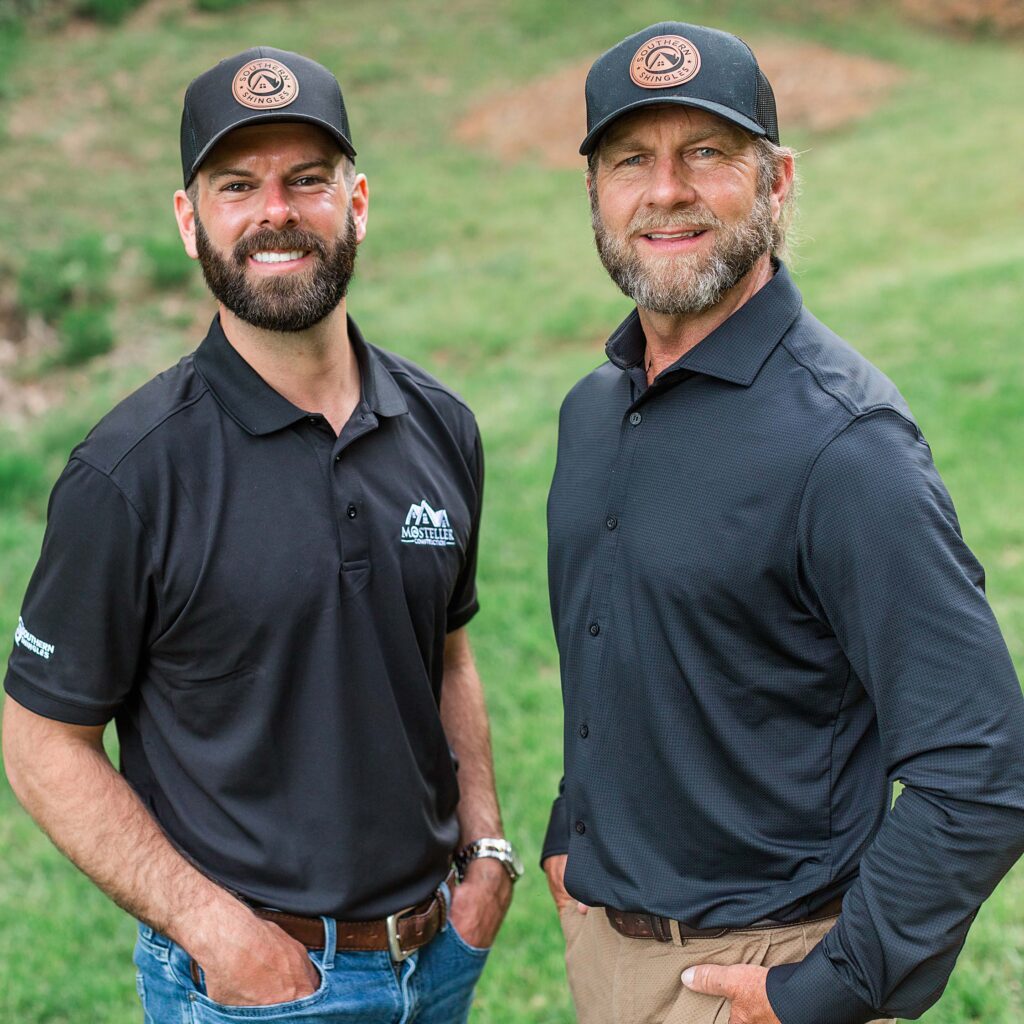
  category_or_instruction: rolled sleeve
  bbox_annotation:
[4,458,157,724]
[768,411,1024,1023]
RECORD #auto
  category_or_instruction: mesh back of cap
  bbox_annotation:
[754,67,780,144]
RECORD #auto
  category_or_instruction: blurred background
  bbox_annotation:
[0,0,1021,1020]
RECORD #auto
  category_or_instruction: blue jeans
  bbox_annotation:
[133,883,490,1023]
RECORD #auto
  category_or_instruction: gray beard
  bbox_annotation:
[590,189,773,316]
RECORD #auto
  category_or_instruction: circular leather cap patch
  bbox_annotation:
[629,35,701,89]
[232,58,300,109]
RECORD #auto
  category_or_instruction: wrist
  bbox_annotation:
[166,887,255,962]
[455,837,524,885]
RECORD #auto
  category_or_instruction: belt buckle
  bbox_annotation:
[385,904,417,963]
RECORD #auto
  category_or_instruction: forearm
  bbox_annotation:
[3,698,252,961]
[767,780,1024,1024]
[439,628,503,843]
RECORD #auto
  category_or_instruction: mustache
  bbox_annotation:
[232,229,329,265]
[625,208,725,236]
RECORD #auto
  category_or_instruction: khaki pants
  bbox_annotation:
[560,905,896,1024]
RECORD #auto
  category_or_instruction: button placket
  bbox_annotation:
[576,389,647,765]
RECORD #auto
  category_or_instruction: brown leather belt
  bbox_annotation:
[189,870,453,984]
[606,893,845,943]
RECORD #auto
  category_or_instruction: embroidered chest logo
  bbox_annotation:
[14,616,55,660]
[401,500,456,547]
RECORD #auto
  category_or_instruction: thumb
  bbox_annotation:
[681,963,736,998]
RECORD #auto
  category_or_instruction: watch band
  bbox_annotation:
[455,838,524,883]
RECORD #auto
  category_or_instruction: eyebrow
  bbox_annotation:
[206,159,340,184]
[603,127,743,158]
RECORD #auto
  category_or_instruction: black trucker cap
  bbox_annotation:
[180,46,356,187]
[580,22,779,156]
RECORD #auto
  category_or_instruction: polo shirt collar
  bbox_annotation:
[606,262,804,387]
[194,314,408,436]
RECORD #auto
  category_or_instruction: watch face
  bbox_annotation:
[509,846,525,879]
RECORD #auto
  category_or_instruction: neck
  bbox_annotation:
[638,254,774,384]
[218,300,360,435]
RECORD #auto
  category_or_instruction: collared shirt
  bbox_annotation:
[6,315,483,920]
[544,265,1024,1024]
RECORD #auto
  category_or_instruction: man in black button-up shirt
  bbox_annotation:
[543,22,1024,1024]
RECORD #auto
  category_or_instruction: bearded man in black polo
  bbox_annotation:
[4,47,523,1023]
[541,22,1024,1024]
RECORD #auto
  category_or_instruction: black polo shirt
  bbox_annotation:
[5,315,483,921]
[543,265,1024,1024]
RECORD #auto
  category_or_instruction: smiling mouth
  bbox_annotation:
[250,250,309,264]
[642,230,706,240]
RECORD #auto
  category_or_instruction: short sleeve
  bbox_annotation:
[4,458,157,725]
[446,425,483,632]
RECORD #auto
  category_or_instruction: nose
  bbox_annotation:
[258,180,298,230]
[645,155,697,209]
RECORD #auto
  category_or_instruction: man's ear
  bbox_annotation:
[769,152,795,225]
[173,189,199,260]
[349,173,370,245]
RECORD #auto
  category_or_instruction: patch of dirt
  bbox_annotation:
[900,0,1024,37]
[454,39,907,169]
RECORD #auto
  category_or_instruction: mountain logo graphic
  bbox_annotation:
[401,500,456,547]
[232,58,299,110]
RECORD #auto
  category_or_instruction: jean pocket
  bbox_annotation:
[190,955,330,1020]
[135,923,173,965]
[446,918,492,957]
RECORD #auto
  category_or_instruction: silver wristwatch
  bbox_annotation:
[454,838,524,883]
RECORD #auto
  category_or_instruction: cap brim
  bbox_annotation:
[185,112,357,186]
[579,96,766,156]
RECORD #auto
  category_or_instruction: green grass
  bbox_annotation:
[1,2,1022,1022]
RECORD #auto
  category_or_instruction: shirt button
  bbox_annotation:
[629,411,642,426]
[308,415,318,424]
[579,723,589,738]
[346,504,358,519]
[575,820,586,835]
[605,515,618,530]
[334,454,342,462]
[589,622,600,636]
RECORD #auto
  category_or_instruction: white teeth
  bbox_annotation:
[251,250,306,263]
[647,231,701,240]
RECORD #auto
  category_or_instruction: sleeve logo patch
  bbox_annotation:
[401,500,456,547]
[14,617,55,660]
[629,35,701,90]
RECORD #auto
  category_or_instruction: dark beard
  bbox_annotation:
[590,185,773,316]
[194,210,358,332]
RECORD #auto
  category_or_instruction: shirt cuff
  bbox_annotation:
[445,597,479,633]
[766,944,879,1024]
[540,794,569,865]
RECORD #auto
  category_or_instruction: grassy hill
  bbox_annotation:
[1,1,1022,1021]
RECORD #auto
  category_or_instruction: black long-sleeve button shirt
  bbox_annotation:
[543,264,1024,1024]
